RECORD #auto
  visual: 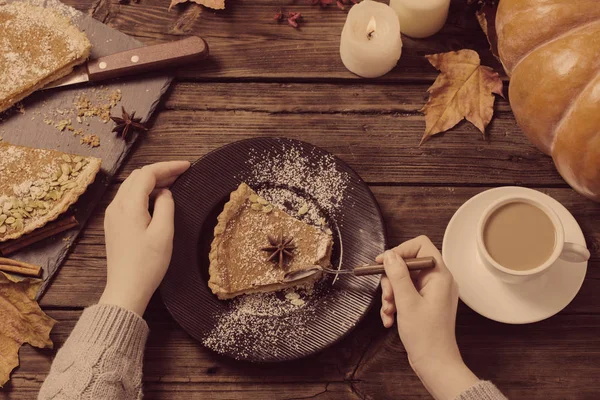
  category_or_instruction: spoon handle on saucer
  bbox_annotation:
[353,256,436,276]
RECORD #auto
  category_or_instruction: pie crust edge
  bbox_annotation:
[0,153,102,242]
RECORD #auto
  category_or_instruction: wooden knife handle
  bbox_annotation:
[353,256,436,276]
[87,36,209,81]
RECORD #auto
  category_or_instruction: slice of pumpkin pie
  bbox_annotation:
[0,2,92,113]
[0,142,101,241]
[208,183,333,300]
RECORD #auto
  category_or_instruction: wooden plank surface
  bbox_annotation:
[94,0,503,81]
[2,0,599,398]
[117,108,562,186]
[354,314,600,399]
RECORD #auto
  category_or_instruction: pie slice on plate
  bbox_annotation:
[0,2,92,113]
[208,183,333,300]
[0,142,101,242]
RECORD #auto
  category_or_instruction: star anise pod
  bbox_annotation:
[110,106,148,140]
[261,232,296,269]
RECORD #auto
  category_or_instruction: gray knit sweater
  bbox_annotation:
[38,304,507,399]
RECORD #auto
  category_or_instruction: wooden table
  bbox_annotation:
[4,1,600,399]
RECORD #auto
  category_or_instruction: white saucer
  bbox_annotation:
[442,187,588,324]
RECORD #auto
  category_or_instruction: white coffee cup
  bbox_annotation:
[476,194,590,284]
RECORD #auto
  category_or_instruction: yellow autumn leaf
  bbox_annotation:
[169,0,225,11]
[420,49,503,145]
[0,272,56,387]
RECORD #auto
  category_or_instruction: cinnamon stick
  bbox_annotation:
[0,215,79,256]
[0,257,41,270]
[0,263,42,278]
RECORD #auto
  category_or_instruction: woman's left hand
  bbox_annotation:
[99,161,190,316]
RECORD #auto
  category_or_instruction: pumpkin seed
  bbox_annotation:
[62,154,72,163]
[0,214,6,226]
[249,194,258,203]
[14,219,23,231]
[61,163,71,177]
[0,226,6,234]
[5,217,15,224]
[298,204,309,215]
[262,205,273,213]
[73,156,82,163]
[257,197,268,205]
[73,162,82,172]
[251,203,263,211]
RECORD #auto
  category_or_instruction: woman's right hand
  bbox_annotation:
[378,236,479,400]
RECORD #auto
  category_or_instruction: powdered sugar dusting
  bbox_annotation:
[204,142,350,359]
[245,144,350,217]
[203,289,315,359]
[22,0,81,20]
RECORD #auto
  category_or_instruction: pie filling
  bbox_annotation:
[208,183,333,300]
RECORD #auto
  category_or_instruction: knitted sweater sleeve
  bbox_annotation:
[455,381,507,400]
[38,304,148,400]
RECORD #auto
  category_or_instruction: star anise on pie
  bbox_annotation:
[261,232,296,269]
[110,106,148,140]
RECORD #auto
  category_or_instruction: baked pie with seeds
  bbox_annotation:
[0,142,101,241]
[208,183,333,300]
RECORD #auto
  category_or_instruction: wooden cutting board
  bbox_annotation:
[0,0,172,298]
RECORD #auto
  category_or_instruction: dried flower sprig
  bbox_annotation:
[273,8,284,21]
[287,12,303,28]
[273,8,303,29]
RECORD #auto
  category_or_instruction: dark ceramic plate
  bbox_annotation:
[161,138,386,362]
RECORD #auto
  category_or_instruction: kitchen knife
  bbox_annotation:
[42,36,209,90]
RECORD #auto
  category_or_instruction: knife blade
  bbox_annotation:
[42,36,209,90]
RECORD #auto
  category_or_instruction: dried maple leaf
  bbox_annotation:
[0,272,56,387]
[419,49,503,145]
[169,0,224,11]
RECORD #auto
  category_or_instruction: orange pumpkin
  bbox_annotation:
[496,0,600,201]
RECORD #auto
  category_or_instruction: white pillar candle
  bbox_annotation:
[389,0,450,38]
[340,0,402,78]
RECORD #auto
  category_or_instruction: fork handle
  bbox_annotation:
[353,256,436,276]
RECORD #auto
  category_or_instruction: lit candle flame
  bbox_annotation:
[366,16,376,40]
